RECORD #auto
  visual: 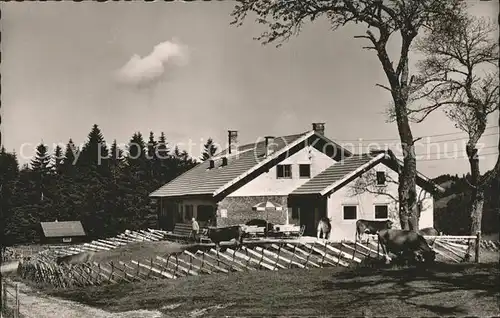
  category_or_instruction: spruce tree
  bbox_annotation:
[0,148,20,247]
[127,132,147,176]
[155,132,171,183]
[200,138,218,161]
[52,145,64,175]
[61,138,79,174]
[31,143,51,175]
[80,124,109,173]
[109,139,124,183]
[147,131,158,178]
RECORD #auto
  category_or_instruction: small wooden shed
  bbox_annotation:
[40,220,87,244]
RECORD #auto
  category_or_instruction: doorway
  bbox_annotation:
[297,198,327,236]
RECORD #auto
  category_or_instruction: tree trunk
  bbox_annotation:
[395,102,419,231]
[467,144,484,236]
[469,188,484,236]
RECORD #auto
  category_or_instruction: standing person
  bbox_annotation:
[191,217,200,242]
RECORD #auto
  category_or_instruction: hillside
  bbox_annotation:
[433,173,499,235]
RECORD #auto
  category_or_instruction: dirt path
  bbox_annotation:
[4,280,165,318]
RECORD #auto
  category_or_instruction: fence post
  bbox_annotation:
[15,283,19,318]
[1,280,6,315]
[475,231,481,263]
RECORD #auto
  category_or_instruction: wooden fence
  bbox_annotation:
[1,281,20,318]
[16,229,488,289]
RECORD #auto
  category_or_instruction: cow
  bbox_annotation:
[245,219,274,234]
[317,217,332,240]
[418,227,440,236]
[207,225,245,250]
[377,229,436,265]
[56,251,95,265]
[355,219,393,242]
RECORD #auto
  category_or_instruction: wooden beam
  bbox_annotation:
[302,243,349,267]
[131,260,176,279]
[226,248,277,271]
[254,246,305,269]
[215,249,256,271]
[201,250,242,272]
[156,255,197,276]
[315,241,362,263]
[341,243,370,258]
[355,242,385,258]
[434,241,466,261]
[284,244,321,268]
[240,246,286,270]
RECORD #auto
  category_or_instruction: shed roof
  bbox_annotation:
[40,221,86,238]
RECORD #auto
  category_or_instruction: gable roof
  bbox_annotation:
[40,221,86,238]
[292,153,383,195]
[291,151,445,196]
[150,130,351,198]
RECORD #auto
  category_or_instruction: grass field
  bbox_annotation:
[45,259,499,317]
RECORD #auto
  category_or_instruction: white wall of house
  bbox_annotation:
[229,146,337,197]
[326,163,434,242]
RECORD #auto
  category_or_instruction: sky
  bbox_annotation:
[1,1,499,178]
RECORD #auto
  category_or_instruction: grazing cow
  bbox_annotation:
[377,229,436,264]
[356,219,393,242]
[418,227,440,236]
[245,219,274,233]
[316,217,332,240]
[207,225,245,250]
[56,251,95,265]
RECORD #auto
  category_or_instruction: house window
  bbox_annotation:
[376,171,386,185]
[375,205,388,219]
[277,164,292,178]
[185,205,193,221]
[299,164,311,178]
[343,205,357,220]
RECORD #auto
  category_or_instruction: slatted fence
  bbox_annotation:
[16,229,488,289]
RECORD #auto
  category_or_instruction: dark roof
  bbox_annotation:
[291,151,445,195]
[40,221,86,238]
[292,153,379,195]
[150,132,310,197]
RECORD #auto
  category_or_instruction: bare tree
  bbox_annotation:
[349,170,431,228]
[408,12,499,236]
[231,0,464,231]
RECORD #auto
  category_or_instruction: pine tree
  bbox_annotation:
[156,132,170,160]
[80,124,109,173]
[200,138,218,161]
[109,139,124,183]
[127,132,147,176]
[147,131,158,178]
[154,132,172,183]
[52,145,64,175]
[173,146,197,173]
[31,143,51,175]
[0,148,20,247]
[61,139,79,174]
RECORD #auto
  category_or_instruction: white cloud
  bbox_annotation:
[115,39,189,88]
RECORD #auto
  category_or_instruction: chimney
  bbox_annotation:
[312,123,325,135]
[228,130,238,154]
[265,136,275,157]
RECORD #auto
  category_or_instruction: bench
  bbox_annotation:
[165,223,192,242]
[165,223,211,243]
